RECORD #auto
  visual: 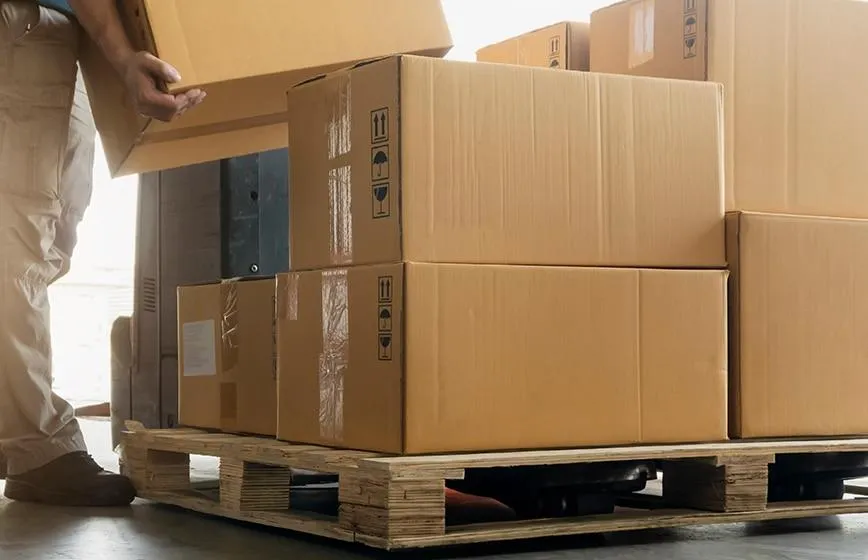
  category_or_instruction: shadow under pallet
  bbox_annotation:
[120,426,868,551]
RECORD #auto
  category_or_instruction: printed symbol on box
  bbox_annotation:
[549,36,561,57]
[371,145,390,181]
[378,334,393,361]
[683,14,697,35]
[684,0,696,13]
[372,183,391,219]
[378,276,393,303]
[683,35,697,58]
[378,305,393,332]
[549,58,561,69]
[371,108,389,144]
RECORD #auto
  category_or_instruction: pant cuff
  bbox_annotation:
[3,419,87,476]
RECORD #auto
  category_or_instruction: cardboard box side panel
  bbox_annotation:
[724,213,744,438]
[399,58,725,266]
[403,264,643,453]
[143,0,453,91]
[736,213,868,438]
[590,0,707,80]
[343,265,404,453]
[276,266,404,452]
[276,272,325,444]
[177,285,223,430]
[638,270,728,443]
[233,280,278,436]
[567,22,591,71]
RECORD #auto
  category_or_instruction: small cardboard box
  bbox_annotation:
[80,0,453,177]
[476,21,590,71]
[288,55,725,270]
[728,212,868,438]
[276,264,728,454]
[591,0,868,219]
[177,277,277,436]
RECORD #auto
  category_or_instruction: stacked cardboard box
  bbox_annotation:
[591,0,868,438]
[170,2,453,436]
[276,55,730,454]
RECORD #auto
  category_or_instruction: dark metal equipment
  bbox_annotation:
[112,150,289,444]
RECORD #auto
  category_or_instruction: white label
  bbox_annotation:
[629,0,655,69]
[182,320,217,377]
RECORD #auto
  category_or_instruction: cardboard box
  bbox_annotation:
[177,277,277,436]
[476,22,590,71]
[728,212,868,438]
[591,0,868,218]
[276,265,728,454]
[288,55,725,270]
[80,0,453,177]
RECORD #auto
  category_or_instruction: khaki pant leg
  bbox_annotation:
[0,2,89,475]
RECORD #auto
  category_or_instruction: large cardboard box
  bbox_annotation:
[288,55,725,270]
[476,22,590,71]
[276,265,728,454]
[727,212,868,438]
[591,0,868,218]
[80,0,453,177]
[177,278,277,436]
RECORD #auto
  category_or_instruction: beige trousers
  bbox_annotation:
[0,1,94,475]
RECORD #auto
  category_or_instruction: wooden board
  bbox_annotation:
[121,427,868,551]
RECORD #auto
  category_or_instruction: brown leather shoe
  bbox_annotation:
[4,452,136,507]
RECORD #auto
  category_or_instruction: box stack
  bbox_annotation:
[157,1,454,437]
[590,0,868,439]
[275,55,730,454]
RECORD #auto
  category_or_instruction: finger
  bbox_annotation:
[142,52,182,84]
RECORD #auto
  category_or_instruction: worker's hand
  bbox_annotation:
[120,51,206,122]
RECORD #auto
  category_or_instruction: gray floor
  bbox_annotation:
[3,421,868,559]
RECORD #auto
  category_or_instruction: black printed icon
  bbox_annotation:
[372,183,391,219]
[549,58,560,68]
[378,305,392,332]
[549,36,561,57]
[379,334,393,361]
[371,108,389,144]
[378,276,393,303]
[371,146,390,181]
[683,14,697,35]
[684,0,696,12]
[683,35,697,58]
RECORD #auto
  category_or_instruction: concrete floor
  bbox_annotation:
[4,421,868,559]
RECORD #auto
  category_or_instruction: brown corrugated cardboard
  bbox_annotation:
[79,0,453,178]
[476,22,590,71]
[288,55,725,270]
[177,278,277,436]
[728,212,868,439]
[276,265,728,454]
[591,0,868,218]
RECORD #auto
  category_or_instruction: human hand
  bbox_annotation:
[120,51,206,122]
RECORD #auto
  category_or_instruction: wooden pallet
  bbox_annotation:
[121,426,868,551]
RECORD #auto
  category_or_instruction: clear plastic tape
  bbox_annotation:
[318,269,349,442]
[328,165,353,266]
[327,75,353,266]
[274,273,300,383]
[220,278,241,374]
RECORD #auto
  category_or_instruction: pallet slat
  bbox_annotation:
[121,428,868,550]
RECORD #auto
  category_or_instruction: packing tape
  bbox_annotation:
[277,273,300,321]
[327,74,353,266]
[318,268,349,442]
[220,278,241,376]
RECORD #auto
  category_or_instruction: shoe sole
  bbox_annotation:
[4,480,136,507]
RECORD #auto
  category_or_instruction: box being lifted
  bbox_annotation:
[80,0,453,177]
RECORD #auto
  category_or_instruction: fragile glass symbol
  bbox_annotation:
[374,185,389,214]
[379,334,392,358]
